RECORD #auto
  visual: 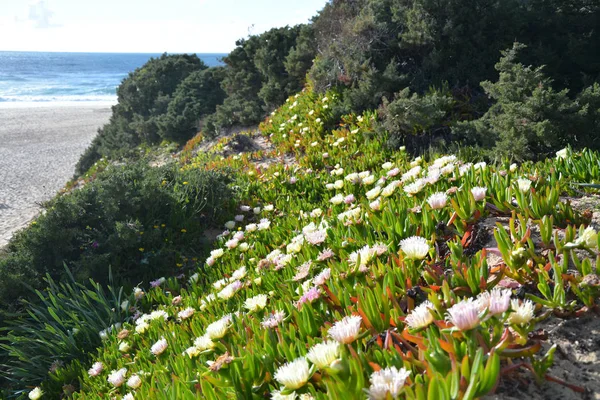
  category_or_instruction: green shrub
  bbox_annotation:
[0,161,238,306]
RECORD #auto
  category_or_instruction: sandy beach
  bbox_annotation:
[0,105,112,247]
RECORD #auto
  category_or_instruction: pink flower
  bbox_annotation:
[344,194,356,204]
[317,248,335,261]
[261,310,286,328]
[313,268,331,286]
[88,362,103,377]
[387,168,400,177]
[305,230,327,245]
[446,299,480,331]
[293,261,312,281]
[295,287,320,310]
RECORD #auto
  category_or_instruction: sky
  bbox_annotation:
[0,0,328,53]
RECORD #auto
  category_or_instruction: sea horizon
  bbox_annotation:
[0,51,227,107]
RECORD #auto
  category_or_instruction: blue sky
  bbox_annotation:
[0,0,328,53]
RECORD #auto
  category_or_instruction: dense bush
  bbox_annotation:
[454,44,600,161]
[309,0,600,113]
[157,67,227,142]
[0,161,238,307]
[204,25,316,136]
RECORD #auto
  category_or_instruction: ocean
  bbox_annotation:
[0,51,226,105]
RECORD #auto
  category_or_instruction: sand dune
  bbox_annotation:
[0,105,111,247]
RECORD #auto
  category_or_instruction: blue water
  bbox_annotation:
[0,52,226,104]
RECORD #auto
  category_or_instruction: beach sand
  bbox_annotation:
[0,105,112,247]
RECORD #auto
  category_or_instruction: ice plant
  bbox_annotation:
[274,358,311,390]
[177,307,195,320]
[427,192,448,209]
[399,236,430,260]
[206,315,232,339]
[446,298,481,331]
[507,299,535,326]
[28,387,43,400]
[367,366,411,400]
[107,368,127,387]
[88,361,103,377]
[127,374,142,389]
[151,337,168,356]
[471,186,487,201]
[477,287,511,316]
[306,341,340,369]
[405,301,435,329]
[261,310,286,328]
[517,178,532,192]
[328,315,362,344]
[244,294,268,312]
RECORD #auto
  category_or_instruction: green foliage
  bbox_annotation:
[157,67,227,142]
[0,161,238,307]
[453,43,597,161]
[0,269,127,397]
[206,25,316,136]
[309,0,600,112]
[378,85,455,151]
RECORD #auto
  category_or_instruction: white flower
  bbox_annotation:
[477,287,511,316]
[225,221,236,230]
[121,300,129,312]
[178,307,195,320]
[510,163,518,172]
[575,226,598,249]
[405,301,435,329]
[28,387,43,400]
[271,390,297,400]
[366,186,382,200]
[370,198,382,211]
[88,361,104,377]
[517,178,532,192]
[474,162,487,170]
[401,166,421,182]
[194,334,216,351]
[446,298,480,331]
[367,367,411,400]
[206,315,232,339]
[151,337,168,355]
[382,162,394,170]
[404,179,426,196]
[427,192,448,209]
[123,393,134,400]
[556,148,568,159]
[330,194,344,205]
[246,223,258,232]
[400,236,430,260]
[244,294,268,312]
[226,238,239,249]
[133,287,145,300]
[507,299,535,325]
[274,358,311,390]
[210,248,225,259]
[119,341,131,353]
[127,374,142,389]
[362,175,376,185]
[306,341,340,369]
[328,315,362,344]
[107,368,127,387]
[264,204,274,211]
[135,321,149,334]
[345,173,361,184]
[471,187,487,201]
[262,310,286,328]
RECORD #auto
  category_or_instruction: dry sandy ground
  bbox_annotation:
[0,105,111,247]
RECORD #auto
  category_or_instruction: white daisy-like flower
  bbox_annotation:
[28,387,43,400]
[471,186,487,201]
[274,358,311,390]
[271,390,297,400]
[312,268,331,286]
[516,178,532,192]
[206,315,232,339]
[119,341,131,353]
[88,361,103,377]
[366,186,382,200]
[367,366,411,400]
[403,179,425,196]
[151,337,168,356]
[193,334,216,351]
[328,315,362,344]
[330,194,344,205]
[107,368,127,387]
[556,148,568,159]
[427,192,448,209]
[123,393,134,400]
[399,236,430,260]
[244,294,268,312]
[126,374,142,389]
[231,266,247,280]
[177,307,195,320]
[382,162,394,170]
[477,287,511,316]
[446,298,480,331]
[224,221,236,230]
[405,301,435,329]
[401,166,421,182]
[507,299,535,325]
[261,310,286,328]
[210,248,225,259]
[575,226,598,249]
[306,341,340,369]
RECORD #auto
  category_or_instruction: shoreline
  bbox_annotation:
[0,100,117,109]
[0,104,111,247]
